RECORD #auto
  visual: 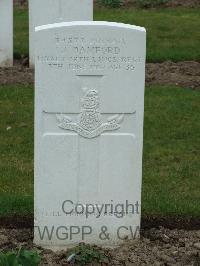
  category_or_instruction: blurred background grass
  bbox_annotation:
[14,7,200,62]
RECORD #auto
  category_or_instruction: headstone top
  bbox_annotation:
[36,21,146,32]
[35,21,146,114]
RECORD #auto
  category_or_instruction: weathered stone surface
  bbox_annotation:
[34,21,146,249]
[29,0,93,66]
[0,0,13,67]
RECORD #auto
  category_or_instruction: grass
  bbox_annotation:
[143,86,200,215]
[0,86,33,215]
[0,85,199,216]
[14,7,200,62]
[95,7,200,62]
[14,9,29,59]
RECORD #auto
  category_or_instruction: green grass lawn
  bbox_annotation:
[0,86,33,215]
[0,85,199,216]
[14,7,200,62]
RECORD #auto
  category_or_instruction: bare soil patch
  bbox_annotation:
[124,0,200,8]
[164,0,200,8]
[146,61,200,89]
[14,0,27,9]
[0,227,200,265]
[0,214,200,230]
[0,61,199,89]
[0,61,33,87]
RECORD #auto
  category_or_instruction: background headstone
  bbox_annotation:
[29,0,93,66]
[35,21,146,249]
[0,0,13,67]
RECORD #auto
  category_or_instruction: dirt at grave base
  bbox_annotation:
[0,61,200,89]
[0,227,200,265]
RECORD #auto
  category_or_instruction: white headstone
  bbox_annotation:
[34,21,146,249]
[0,0,13,67]
[29,0,93,66]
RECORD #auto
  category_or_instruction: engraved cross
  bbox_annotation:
[56,75,124,204]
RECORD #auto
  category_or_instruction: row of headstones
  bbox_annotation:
[0,0,93,67]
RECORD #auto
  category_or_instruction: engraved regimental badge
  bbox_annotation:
[56,89,124,139]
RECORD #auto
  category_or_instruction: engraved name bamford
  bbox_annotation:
[37,35,144,71]
[56,89,124,138]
